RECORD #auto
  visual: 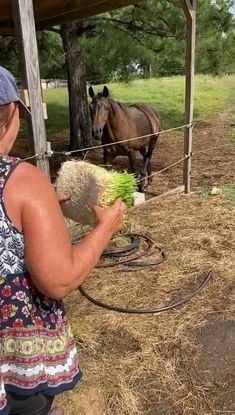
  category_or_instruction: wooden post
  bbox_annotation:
[180,0,196,193]
[12,0,50,177]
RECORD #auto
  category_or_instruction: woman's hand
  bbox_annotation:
[56,193,70,203]
[93,198,125,234]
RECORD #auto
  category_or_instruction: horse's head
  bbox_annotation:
[89,85,110,140]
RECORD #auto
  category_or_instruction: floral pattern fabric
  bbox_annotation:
[0,155,81,415]
[0,156,26,275]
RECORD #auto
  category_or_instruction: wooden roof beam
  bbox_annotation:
[0,0,140,35]
[35,0,140,29]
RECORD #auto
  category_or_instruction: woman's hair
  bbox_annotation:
[0,104,15,138]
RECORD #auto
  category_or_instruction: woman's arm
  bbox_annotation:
[4,162,125,299]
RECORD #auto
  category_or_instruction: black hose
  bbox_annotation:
[96,233,165,268]
[78,270,213,314]
[76,232,213,314]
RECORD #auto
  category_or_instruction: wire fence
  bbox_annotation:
[20,112,235,161]
[52,122,193,157]
[19,120,234,171]
[138,154,190,183]
[22,153,40,161]
[21,141,234,185]
[19,117,234,190]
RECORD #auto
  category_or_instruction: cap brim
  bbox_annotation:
[18,99,32,115]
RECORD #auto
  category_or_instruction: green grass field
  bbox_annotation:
[42,74,235,137]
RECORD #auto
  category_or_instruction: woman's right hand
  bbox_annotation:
[92,198,125,234]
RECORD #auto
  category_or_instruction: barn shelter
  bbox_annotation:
[0,0,196,192]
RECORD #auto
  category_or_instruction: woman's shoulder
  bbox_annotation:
[5,161,56,206]
[15,161,48,177]
[12,162,52,189]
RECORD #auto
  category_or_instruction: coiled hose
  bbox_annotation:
[76,232,213,314]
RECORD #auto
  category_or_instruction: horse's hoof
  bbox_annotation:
[49,408,65,415]
[137,184,145,193]
[146,182,153,189]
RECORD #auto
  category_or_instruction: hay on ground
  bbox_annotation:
[55,191,234,415]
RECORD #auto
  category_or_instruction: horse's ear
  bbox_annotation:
[89,86,95,98]
[102,86,109,98]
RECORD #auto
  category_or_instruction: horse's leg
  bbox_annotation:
[128,149,136,174]
[140,148,148,176]
[145,155,152,187]
[138,148,148,191]
[103,149,108,165]
[145,136,158,187]
[103,149,114,170]
[139,137,158,189]
[129,149,145,191]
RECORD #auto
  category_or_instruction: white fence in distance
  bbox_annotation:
[41,79,68,89]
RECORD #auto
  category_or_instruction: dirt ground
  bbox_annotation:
[12,108,235,414]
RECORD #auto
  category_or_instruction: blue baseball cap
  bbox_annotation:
[0,65,31,114]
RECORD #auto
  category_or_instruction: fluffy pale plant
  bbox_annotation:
[56,160,137,225]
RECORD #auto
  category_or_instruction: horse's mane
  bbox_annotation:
[108,97,129,117]
[107,98,161,131]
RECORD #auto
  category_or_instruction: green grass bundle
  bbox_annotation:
[56,160,137,225]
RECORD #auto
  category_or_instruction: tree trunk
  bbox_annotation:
[60,22,92,150]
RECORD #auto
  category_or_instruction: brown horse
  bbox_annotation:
[89,85,161,189]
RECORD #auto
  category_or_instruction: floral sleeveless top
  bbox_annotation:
[0,155,81,415]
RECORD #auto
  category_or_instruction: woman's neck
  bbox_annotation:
[0,141,11,154]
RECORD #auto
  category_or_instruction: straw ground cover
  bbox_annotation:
[55,100,235,414]
[56,191,234,415]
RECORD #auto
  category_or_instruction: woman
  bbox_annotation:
[0,66,125,415]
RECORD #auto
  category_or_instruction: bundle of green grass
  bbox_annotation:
[56,160,137,225]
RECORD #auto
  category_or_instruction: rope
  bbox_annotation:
[17,105,234,163]
[26,141,234,162]
[20,137,233,186]
[22,153,40,161]
[19,118,234,184]
[52,122,193,156]
[137,140,234,184]
[51,123,234,159]
[193,142,235,155]
[138,154,190,183]
[20,140,233,186]
[213,160,235,167]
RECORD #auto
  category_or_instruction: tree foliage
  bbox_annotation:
[0,0,234,150]
[0,0,234,80]
[38,31,65,79]
[196,0,235,74]
[81,0,235,80]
